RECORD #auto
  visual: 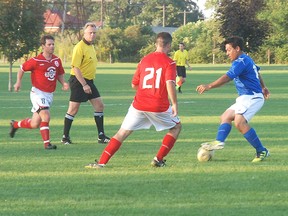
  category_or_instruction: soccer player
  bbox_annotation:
[61,22,110,145]
[196,36,270,162]
[173,42,192,93]
[9,35,69,149]
[85,32,182,168]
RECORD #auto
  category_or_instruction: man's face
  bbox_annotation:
[42,39,54,54]
[179,44,185,51]
[225,43,240,61]
[84,25,97,43]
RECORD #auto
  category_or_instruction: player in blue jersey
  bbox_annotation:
[196,36,270,162]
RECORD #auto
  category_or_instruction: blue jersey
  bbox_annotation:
[226,54,262,96]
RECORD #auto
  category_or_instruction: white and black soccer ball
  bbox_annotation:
[197,147,214,162]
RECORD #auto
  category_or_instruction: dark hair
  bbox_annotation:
[223,36,244,50]
[40,35,54,45]
[156,32,172,47]
[179,42,185,46]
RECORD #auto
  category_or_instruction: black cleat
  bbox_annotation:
[9,120,18,138]
[45,143,57,150]
[98,134,110,144]
[151,157,166,167]
[61,136,72,145]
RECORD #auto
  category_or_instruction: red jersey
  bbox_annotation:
[21,53,65,93]
[132,52,176,112]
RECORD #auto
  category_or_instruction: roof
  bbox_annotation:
[151,26,178,35]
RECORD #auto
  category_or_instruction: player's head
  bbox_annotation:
[224,36,244,51]
[179,42,185,51]
[155,32,172,52]
[40,35,54,46]
[40,35,55,54]
[83,22,97,43]
[223,36,244,61]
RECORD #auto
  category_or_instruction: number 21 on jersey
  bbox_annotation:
[143,67,162,89]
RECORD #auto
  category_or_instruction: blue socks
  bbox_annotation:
[216,123,232,142]
[244,128,265,152]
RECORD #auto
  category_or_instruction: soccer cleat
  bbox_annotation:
[151,157,166,167]
[85,160,105,169]
[252,149,270,162]
[98,134,110,144]
[201,140,225,150]
[9,120,18,138]
[45,143,57,150]
[61,136,72,145]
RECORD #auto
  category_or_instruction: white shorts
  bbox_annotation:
[121,105,180,132]
[228,93,264,122]
[30,87,53,113]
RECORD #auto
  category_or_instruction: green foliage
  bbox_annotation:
[95,25,155,62]
[257,0,288,63]
[0,0,45,62]
[216,0,268,53]
[89,0,201,28]
[172,20,227,64]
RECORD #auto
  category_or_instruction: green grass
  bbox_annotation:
[0,63,288,216]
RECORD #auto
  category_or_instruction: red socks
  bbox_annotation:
[40,122,50,147]
[14,118,32,129]
[98,138,122,165]
[156,134,176,161]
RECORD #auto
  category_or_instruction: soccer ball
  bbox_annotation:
[197,147,214,162]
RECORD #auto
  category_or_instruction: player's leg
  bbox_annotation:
[154,123,182,166]
[202,106,234,150]
[97,128,133,166]
[234,95,268,162]
[37,108,56,149]
[62,101,81,144]
[85,105,150,168]
[147,108,181,166]
[89,97,110,143]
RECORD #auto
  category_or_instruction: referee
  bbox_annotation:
[173,42,191,93]
[61,22,110,145]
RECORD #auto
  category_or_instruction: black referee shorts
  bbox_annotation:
[176,66,187,78]
[69,75,101,102]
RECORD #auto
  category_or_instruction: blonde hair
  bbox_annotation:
[83,22,96,31]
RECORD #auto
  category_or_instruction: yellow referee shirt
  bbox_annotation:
[71,39,97,80]
[173,50,189,66]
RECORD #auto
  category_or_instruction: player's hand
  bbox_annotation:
[196,84,209,94]
[262,87,270,100]
[62,82,69,91]
[14,82,21,92]
[83,84,92,94]
[171,104,178,117]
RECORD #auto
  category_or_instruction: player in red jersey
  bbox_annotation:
[9,35,69,150]
[85,32,182,168]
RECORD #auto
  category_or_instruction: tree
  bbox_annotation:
[258,0,288,63]
[216,0,268,53]
[0,0,45,91]
[89,0,201,28]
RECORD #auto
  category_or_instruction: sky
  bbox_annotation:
[197,0,214,18]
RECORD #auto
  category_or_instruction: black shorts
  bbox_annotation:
[176,66,187,78]
[69,75,100,102]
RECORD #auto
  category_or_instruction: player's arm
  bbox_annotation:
[72,66,92,94]
[258,72,270,99]
[14,68,25,92]
[167,80,178,117]
[57,74,69,91]
[196,74,231,94]
[186,59,192,70]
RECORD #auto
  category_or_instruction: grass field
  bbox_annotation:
[0,63,288,216]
